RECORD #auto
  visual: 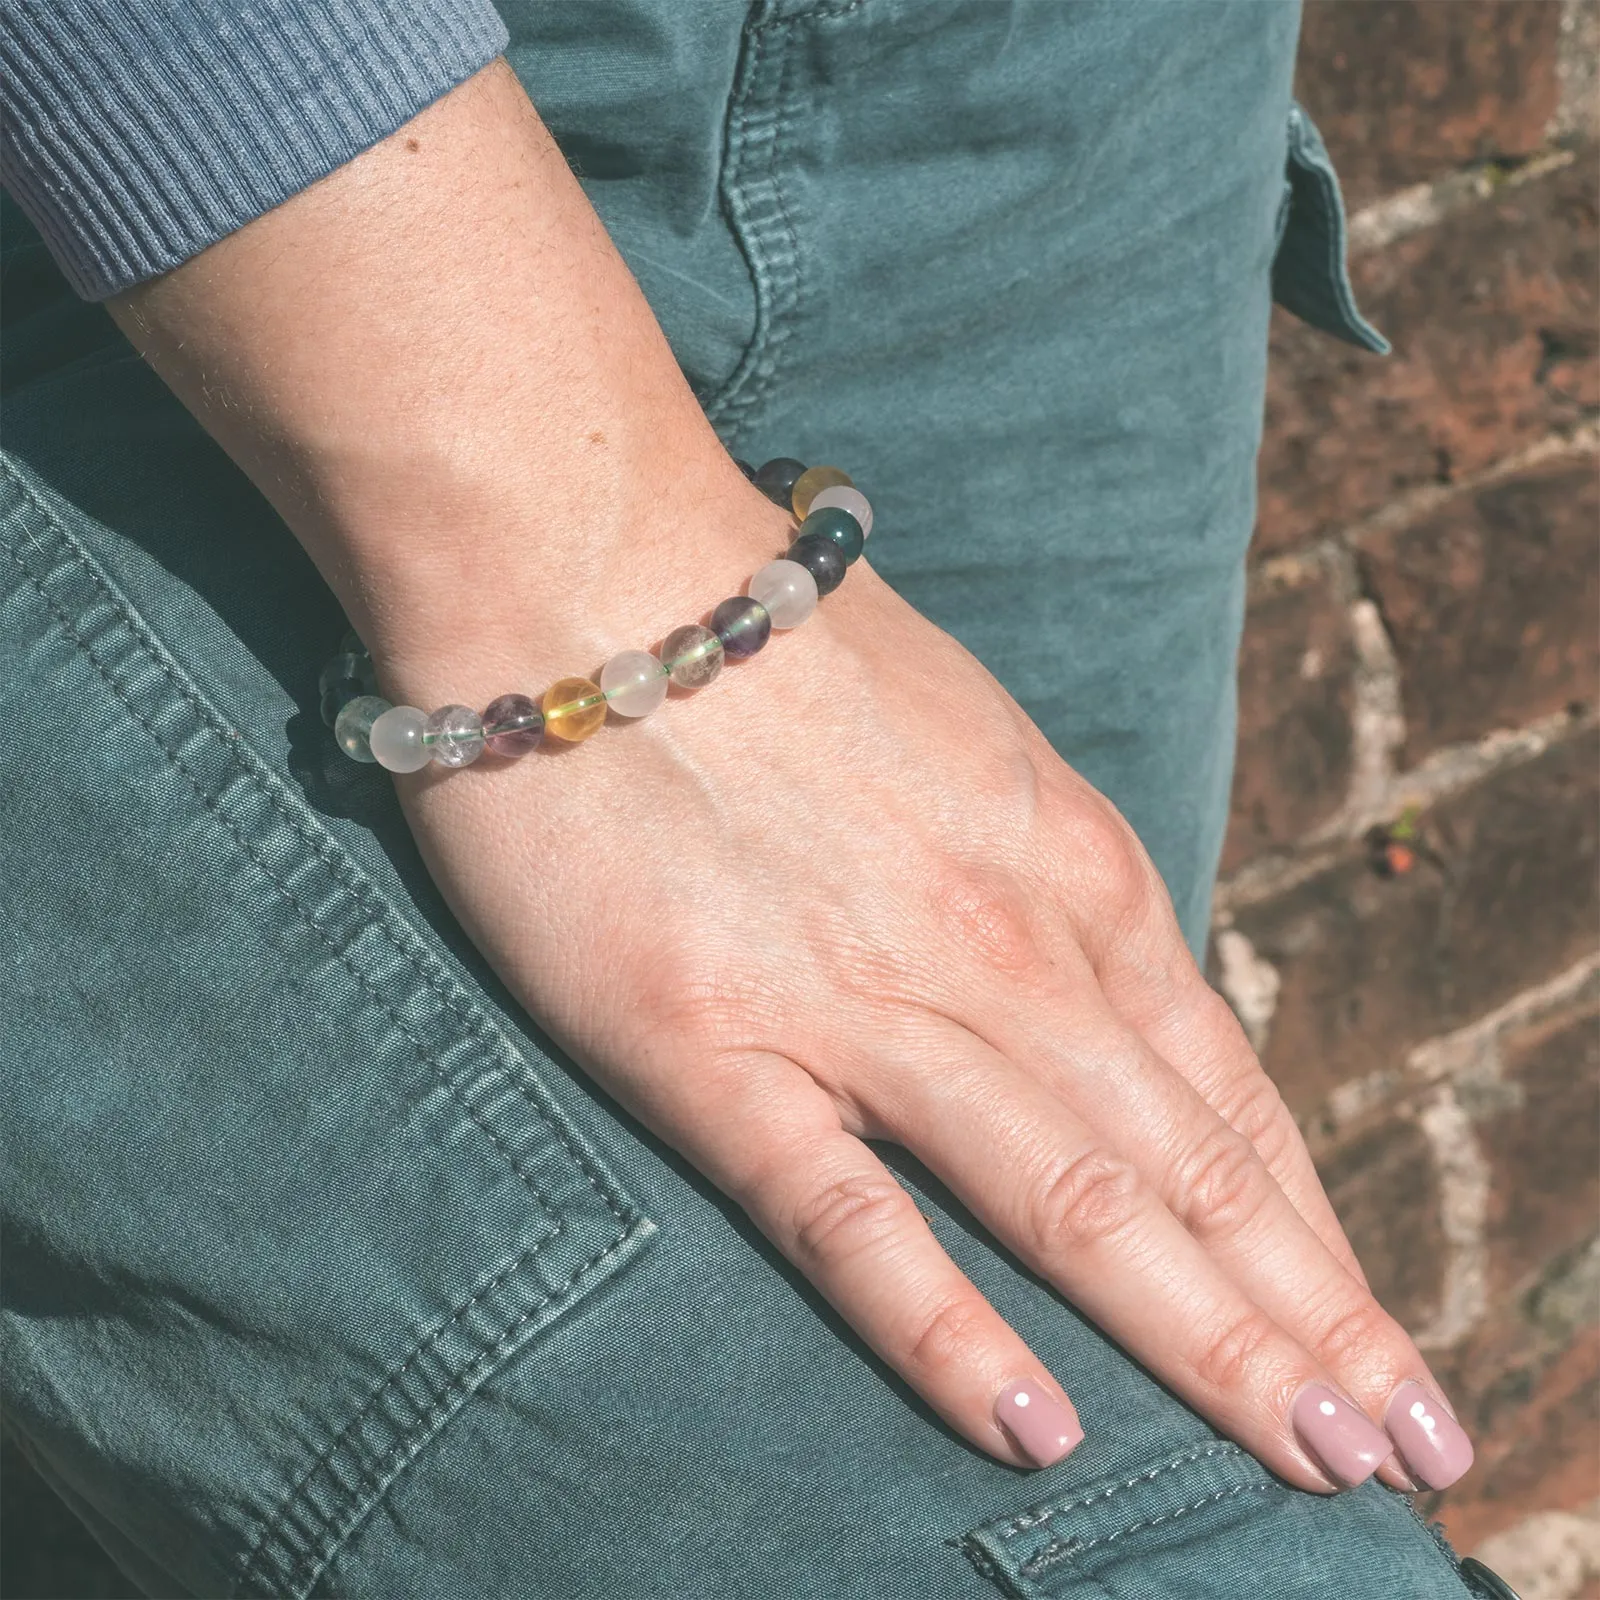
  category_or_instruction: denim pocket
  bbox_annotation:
[1271,101,1390,354]
[0,454,656,1600]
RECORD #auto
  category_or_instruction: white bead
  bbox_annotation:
[748,559,819,628]
[601,649,669,717]
[368,705,431,772]
[807,485,873,539]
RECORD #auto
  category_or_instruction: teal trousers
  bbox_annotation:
[2,4,1478,1596]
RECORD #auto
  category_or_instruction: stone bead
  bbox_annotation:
[661,624,724,689]
[711,595,772,658]
[425,703,485,768]
[333,694,390,763]
[748,558,818,628]
[790,464,852,520]
[807,484,873,540]
[319,651,370,698]
[482,693,544,756]
[369,705,432,772]
[337,627,366,659]
[753,457,806,507]
[601,648,670,717]
[542,676,607,742]
[785,531,847,597]
[799,505,864,565]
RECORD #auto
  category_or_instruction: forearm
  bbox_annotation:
[107,59,777,694]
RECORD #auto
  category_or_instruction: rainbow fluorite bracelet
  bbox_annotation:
[320,457,874,771]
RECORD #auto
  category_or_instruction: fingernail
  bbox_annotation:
[995,1378,1084,1468]
[1385,1381,1475,1490]
[1292,1384,1391,1488]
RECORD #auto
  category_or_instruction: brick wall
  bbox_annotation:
[1214,2,1600,1593]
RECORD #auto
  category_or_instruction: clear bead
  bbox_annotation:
[601,649,669,717]
[425,704,485,767]
[807,484,873,540]
[748,559,819,628]
[661,624,724,689]
[368,705,432,772]
[333,694,390,763]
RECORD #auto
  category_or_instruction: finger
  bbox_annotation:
[632,1046,1086,1470]
[871,1026,1393,1493]
[1001,994,1470,1490]
[1040,799,1370,1289]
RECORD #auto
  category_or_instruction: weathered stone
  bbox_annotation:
[1230,730,1598,1115]
[1358,455,1600,761]
[1257,152,1598,553]
[1223,555,1357,871]
[1481,998,1600,1302]
[1319,1115,1447,1333]
[1296,1,1566,208]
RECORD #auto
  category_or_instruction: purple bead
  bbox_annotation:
[711,595,772,658]
[482,693,544,756]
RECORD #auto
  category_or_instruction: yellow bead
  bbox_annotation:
[790,465,853,520]
[541,676,607,741]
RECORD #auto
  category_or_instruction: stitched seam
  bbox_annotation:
[996,1441,1248,1539]
[0,464,643,1590]
[749,0,865,31]
[234,1240,555,1593]
[287,1221,643,1600]
[712,15,804,431]
[0,454,632,1235]
[702,19,786,426]
[240,1245,546,1588]
[0,529,569,1231]
[1018,1482,1279,1579]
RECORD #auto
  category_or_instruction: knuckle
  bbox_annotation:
[1218,1072,1294,1158]
[788,1173,914,1271]
[1175,1130,1271,1241]
[1193,1309,1283,1398]
[1309,1296,1401,1370]
[1026,1148,1143,1255]
[903,1293,995,1381]
[926,863,1045,983]
[1070,807,1156,917]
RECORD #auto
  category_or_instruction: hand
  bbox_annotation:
[379,477,1464,1492]
[108,54,1470,1497]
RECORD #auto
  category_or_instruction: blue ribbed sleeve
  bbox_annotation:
[0,0,509,301]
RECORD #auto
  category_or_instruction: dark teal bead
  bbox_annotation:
[799,505,864,564]
[754,457,806,507]
[786,532,847,597]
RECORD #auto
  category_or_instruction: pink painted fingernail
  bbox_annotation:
[995,1378,1084,1468]
[1292,1384,1391,1487]
[1385,1381,1475,1490]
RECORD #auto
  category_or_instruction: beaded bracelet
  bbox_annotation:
[319,457,874,771]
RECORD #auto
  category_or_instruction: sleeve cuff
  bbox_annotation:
[0,0,510,301]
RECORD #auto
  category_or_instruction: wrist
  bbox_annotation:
[339,449,803,710]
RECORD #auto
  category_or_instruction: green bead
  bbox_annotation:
[799,505,865,564]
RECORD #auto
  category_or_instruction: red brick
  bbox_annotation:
[1358,454,1600,761]
[1319,1115,1446,1331]
[1430,1324,1600,1549]
[1482,997,1600,1302]
[1222,555,1356,872]
[1230,728,1598,1117]
[1296,1,1565,209]
[1257,152,1598,553]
